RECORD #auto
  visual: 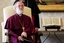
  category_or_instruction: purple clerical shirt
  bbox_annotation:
[5,14,34,43]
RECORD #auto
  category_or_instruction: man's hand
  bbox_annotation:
[18,36,23,41]
[21,32,27,37]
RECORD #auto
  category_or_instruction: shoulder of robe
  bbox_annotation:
[23,14,31,20]
[6,14,16,21]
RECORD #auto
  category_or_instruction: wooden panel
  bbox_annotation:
[38,5,64,11]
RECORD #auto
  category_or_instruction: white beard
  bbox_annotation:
[16,7,23,16]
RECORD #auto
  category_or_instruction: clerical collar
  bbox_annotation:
[17,14,23,16]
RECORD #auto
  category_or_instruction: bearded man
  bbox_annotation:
[5,1,34,43]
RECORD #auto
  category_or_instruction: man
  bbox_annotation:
[14,0,41,43]
[5,1,34,43]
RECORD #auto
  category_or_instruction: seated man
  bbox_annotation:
[5,1,34,43]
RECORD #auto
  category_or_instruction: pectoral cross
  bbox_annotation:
[18,19,25,31]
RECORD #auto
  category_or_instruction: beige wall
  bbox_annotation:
[0,0,15,43]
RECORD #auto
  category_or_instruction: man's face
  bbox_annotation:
[15,2,24,15]
[16,2,24,11]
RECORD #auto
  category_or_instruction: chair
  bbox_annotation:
[1,5,34,43]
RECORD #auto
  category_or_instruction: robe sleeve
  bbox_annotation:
[24,17,34,36]
[5,19,18,38]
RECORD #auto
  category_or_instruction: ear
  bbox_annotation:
[14,4,16,9]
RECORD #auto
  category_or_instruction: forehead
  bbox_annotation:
[16,2,24,6]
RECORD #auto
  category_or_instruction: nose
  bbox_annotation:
[19,6,23,10]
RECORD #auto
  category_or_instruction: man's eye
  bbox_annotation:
[23,2,24,3]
